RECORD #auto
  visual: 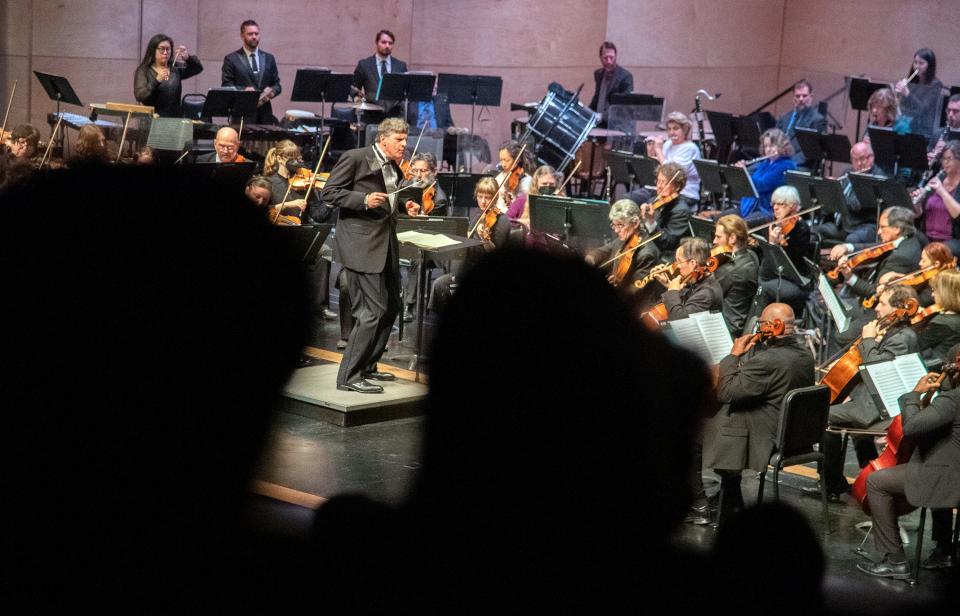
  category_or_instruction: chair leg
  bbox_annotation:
[909,508,927,585]
[818,457,830,535]
[772,464,782,502]
[756,469,767,505]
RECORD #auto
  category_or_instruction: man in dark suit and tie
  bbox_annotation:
[321,118,417,393]
[353,29,409,118]
[775,79,827,168]
[221,20,282,125]
[589,41,633,125]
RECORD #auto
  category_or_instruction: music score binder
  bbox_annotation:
[664,311,733,365]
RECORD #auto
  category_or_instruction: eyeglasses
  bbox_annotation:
[157,47,172,54]
[771,201,796,208]
[610,221,627,230]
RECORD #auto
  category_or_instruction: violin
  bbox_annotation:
[748,318,785,344]
[911,304,942,326]
[770,216,797,247]
[851,359,960,513]
[819,297,920,403]
[609,234,640,286]
[862,261,954,309]
[639,259,720,329]
[421,184,436,215]
[474,205,502,243]
[826,240,897,281]
[644,190,678,212]
[289,166,328,191]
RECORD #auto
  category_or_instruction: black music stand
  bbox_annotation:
[438,73,503,169]
[378,72,435,119]
[794,128,852,175]
[705,110,762,163]
[188,161,258,187]
[694,160,758,211]
[290,69,351,150]
[754,236,809,301]
[146,118,195,152]
[609,150,657,191]
[34,71,83,118]
[529,194,611,252]
[848,172,912,238]
[785,171,846,220]
[847,77,887,138]
[273,224,333,264]
[867,127,929,177]
[201,88,260,122]
[436,172,487,216]
[689,216,716,241]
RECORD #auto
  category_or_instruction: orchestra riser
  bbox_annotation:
[277,364,426,427]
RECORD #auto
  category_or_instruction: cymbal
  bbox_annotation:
[334,101,384,112]
[588,128,626,138]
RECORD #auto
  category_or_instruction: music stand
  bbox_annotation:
[785,170,846,219]
[438,73,503,169]
[867,127,929,177]
[794,128,852,175]
[608,150,657,191]
[529,194,611,252]
[146,118,195,152]
[290,69,351,150]
[189,161,258,187]
[706,111,760,162]
[201,88,260,122]
[694,160,758,211]
[378,72,435,120]
[273,224,333,264]
[848,172,912,238]
[689,216,716,241]
[436,172,487,216]
[847,77,887,138]
[754,236,809,301]
[33,71,82,119]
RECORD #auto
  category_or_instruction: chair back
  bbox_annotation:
[776,385,830,458]
[182,93,206,120]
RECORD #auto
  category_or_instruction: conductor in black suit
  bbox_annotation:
[321,118,417,393]
[353,29,409,117]
[221,20,282,124]
[589,41,633,125]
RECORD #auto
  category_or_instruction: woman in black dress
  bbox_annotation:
[134,34,203,117]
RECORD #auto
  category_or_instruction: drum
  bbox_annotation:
[523,85,598,173]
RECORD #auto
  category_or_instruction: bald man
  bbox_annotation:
[812,141,887,244]
[196,127,243,163]
[700,303,815,524]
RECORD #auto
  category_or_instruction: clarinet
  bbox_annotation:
[921,126,951,185]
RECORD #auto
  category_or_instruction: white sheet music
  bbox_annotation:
[396,231,460,249]
[664,311,733,365]
[818,274,851,333]
[861,353,928,416]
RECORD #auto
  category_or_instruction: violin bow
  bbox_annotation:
[747,205,821,234]
[116,111,132,163]
[303,135,332,202]
[556,160,581,194]
[467,143,527,238]
[406,122,428,164]
[598,232,663,268]
[39,114,63,169]
[1,79,17,144]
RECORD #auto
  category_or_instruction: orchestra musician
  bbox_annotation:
[702,302,815,523]
[320,118,416,394]
[929,94,960,155]
[221,20,281,125]
[133,34,203,118]
[864,88,913,155]
[585,199,659,292]
[508,165,559,229]
[918,269,960,365]
[66,125,109,166]
[775,79,827,169]
[588,41,633,125]
[893,47,944,140]
[261,139,330,224]
[653,236,723,321]
[640,162,692,261]
[757,185,811,313]
[818,285,920,501]
[856,353,960,577]
[712,215,759,335]
[811,142,886,244]
[635,111,701,209]
[400,152,449,323]
[912,140,960,256]
[195,127,244,164]
[874,241,953,308]
[732,128,797,225]
[352,30,408,117]
[244,175,273,211]
[494,140,534,213]
[4,124,40,162]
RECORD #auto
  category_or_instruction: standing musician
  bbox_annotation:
[195,127,246,164]
[757,185,811,313]
[508,165,560,229]
[640,162,692,261]
[775,79,827,169]
[702,302,815,523]
[918,269,960,365]
[913,140,960,256]
[856,350,960,578]
[352,29,408,117]
[635,111,701,209]
[221,20,282,125]
[713,215,759,335]
[654,236,723,321]
[818,285,920,500]
[133,34,203,118]
[586,199,659,293]
[589,41,633,125]
[321,118,417,394]
[494,140,534,213]
[732,128,797,225]
[893,47,944,141]
[811,142,887,244]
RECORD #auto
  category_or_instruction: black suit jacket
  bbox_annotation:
[918,313,960,364]
[221,49,282,124]
[322,146,402,274]
[839,165,888,230]
[589,233,660,291]
[715,249,760,335]
[649,197,692,261]
[661,274,723,321]
[589,66,633,112]
[900,387,960,508]
[353,55,408,113]
[776,105,827,166]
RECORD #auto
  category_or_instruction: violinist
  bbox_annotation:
[244,175,273,211]
[133,34,203,118]
[653,236,722,321]
[918,269,960,365]
[819,285,920,501]
[713,215,759,335]
[757,185,811,313]
[195,127,245,164]
[812,142,887,244]
[509,165,560,229]
[585,199,659,293]
[912,141,960,256]
[702,303,815,524]
[4,124,40,162]
[856,347,960,578]
[494,140,534,213]
[640,162,692,261]
[402,153,447,215]
[874,241,953,308]
[262,140,330,225]
[66,125,109,166]
[732,128,797,225]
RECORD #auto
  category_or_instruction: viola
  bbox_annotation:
[645,190,678,212]
[911,304,943,326]
[826,240,897,281]
[421,184,437,214]
[640,302,669,330]
[819,298,920,403]
[609,233,640,286]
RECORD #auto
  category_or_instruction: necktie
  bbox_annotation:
[786,110,797,133]
[249,53,259,74]
[378,59,385,79]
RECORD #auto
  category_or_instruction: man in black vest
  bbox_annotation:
[221,20,282,124]
[321,118,417,393]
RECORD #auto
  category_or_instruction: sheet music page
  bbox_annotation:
[818,274,850,333]
[396,231,460,249]
[664,318,710,362]
[664,312,732,365]
[862,353,927,416]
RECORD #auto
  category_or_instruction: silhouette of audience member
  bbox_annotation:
[314,249,720,611]
[0,164,311,609]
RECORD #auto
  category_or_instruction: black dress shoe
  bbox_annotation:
[337,380,384,394]
[336,339,348,350]
[857,557,910,579]
[364,371,396,381]
[920,546,956,570]
[684,503,711,525]
[801,483,848,502]
[321,308,338,320]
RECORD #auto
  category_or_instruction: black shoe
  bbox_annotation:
[337,380,384,394]
[321,308,337,320]
[684,502,711,525]
[920,546,956,570]
[364,371,396,381]
[296,355,314,368]
[336,339,348,350]
[801,483,848,502]
[856,557,910,579]
[402,304,415,323]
